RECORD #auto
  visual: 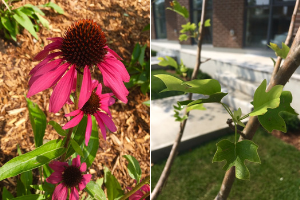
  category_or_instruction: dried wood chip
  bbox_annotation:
[7,107,26,115]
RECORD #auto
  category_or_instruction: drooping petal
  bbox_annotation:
[78,174,92,191]
[34,40,62,61]
[72,155,81,168]
[49,65,76,113]
[27,63,70,97]
[65,109,82,117]
[105,46,122,60]
[62,111,84,130]
[69,187,79,200]
[104,57,130,82]
[78,66,92,109]
[46,171,63,184]
[95,82,102,96]
[97,112,117,132]
[80,162,87,172]
[52,183,67,200]
[48,161,69,172]
[95,112,107,140]
[30,52,62,75]
[85,114,93,146]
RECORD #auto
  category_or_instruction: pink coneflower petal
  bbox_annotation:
[129,190,144,200]
[78,174,92,191]
[49,161,69,172]
[47,37,63,43]
[30,52,62,75]
[104,57,130,82]
[98,112,117,132]
[69,187,79,200]
[141,184,150,193]
[49,65,76,113]
[105,47,122,60]
[78,66,92,109]
[95,82,102,95]
[80,162,87,172]
[34,40,62,61]
[52,183,67,200]
[72,155,81,168]
[85,114,93,146]
[63,111,84,130]
[65,109,82,117]
[99,94,114,116]
[91,79,99,90]
[46,171,63,184]
[95,112,107,140]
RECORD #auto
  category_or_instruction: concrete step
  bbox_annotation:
[221,86,253,114]
[215,71,261,97]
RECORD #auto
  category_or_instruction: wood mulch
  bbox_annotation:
[0,0,150,197]
[271,129,300,151]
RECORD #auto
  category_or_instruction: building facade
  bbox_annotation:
[152,0,299,48]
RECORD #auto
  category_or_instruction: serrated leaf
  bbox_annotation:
[123,155,142,183]
[26,98,46,147]
[81,116,99,168]
[180,22,196,33]
[233,108,245,127]
[35,13,49,29]
[48,121,66,136]
[1,16,17,41]
[71,139,84,157]
[179,34,188,41]
[2,187,14,200]
[249,79,283,116]
[23,4,45,16]
[157,56,178,69]
[13,10,38,39]
[0,139,65,181]
[155,74,221,95]
[167,0,189,19]
[42,2,64,14]
[212,139,261,179]
[268,42,290,59]
[85,181,106,200]
[104,167,124,200]
[258,91,298,133]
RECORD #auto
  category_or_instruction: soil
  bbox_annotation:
[0,0,150,198]
[271,129,300,151]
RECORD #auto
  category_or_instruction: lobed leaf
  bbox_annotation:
[180,22,196,33]
[268,42,290,59]
[233,108,245,127]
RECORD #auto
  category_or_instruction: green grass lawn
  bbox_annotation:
[151,128,300,200]
[151,69,211,100]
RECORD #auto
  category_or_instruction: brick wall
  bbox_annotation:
[165,0,179,40]
[213,0,244,48]
[177,0,192,45]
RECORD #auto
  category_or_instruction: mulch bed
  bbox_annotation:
[0,0,149,197]
[271,129,300,151]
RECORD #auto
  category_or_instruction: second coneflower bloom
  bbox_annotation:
[27,19,130,113]
[62,80,117,145]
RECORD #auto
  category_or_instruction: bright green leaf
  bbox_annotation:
[42,2,64,14]
[26,98,46,147]
[187,93,228,107]
[123,155,142,183]
[180,22,196,33]
[167,0,189,19]
[104,167,124,200]
[233,108,245,127]
[96,178,104,188]
[1,16,17,41]
[23,4,45,16]
[157,56,178,69]
[35,13,49,29]
[10,194,45,200]
[179,34,188,41]
[204,19,211,27]
[142,100,150,106]
[258,91,298,133]
[212,139,261,179]
[85,181,106,200]
[2,187,14,200]
[249,79,283,116]
[0,139,65,181]
[13,10,38,39]
[48,121,66,136]
[186,103,206,112]
[268,42,290,59]
[71,139,84,157]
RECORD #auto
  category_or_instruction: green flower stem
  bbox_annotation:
[120,176,150,200]
[60,71,83,162]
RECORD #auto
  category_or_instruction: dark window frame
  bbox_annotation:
[152,0,167,39]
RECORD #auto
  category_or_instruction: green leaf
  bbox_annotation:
[42,2,64,14]
[81,116,99,168]
[13,10,38,39]
[179,34,188,41]
[123,155,142,183]
[233,108,245,127]
[1,16,17,41]
[155,74,221,95]
[35,13,49,29]
[142,100,150,106]
[2,187,14,200]
[10,194,45,200]
[167,0,189,19]
[96,178,104,187]
[258,91,298,133]
[130,43,141,66]
[71,139,84,157]
[48,121,66,136]
[85,181,106,200]
[249,79,283,116]
[26,98,46,147]
[268,42,290,59]
[23,4,45,16]
[204,19,211,27]
[180,22,196,33]
[142,24,150,31]
[186,103,206,112]
[270,57,276,66]
[30,183,54,193]
[0,139,65,181]
[212,139,261,179]
[138,44,147,66]
[16,179,26,196]
[157,56,178,69]
[104,167,124,200]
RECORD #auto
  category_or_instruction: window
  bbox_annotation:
[153,0,167,39]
